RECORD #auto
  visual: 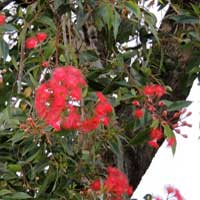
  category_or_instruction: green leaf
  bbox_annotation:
[129,129,149,145]
[43,39,56,59]
[113,10,121,40]
[163,125,174,138]
[125,1,141,19]
[8,131,25,145]
[7,192,32,199]
[96,3,113,30]
[8,164,22,172]
[0,24,17,32]
[0,39,9,62]
[37,16,56,31]
[150,119,159,128]
[163,125,176,154]
[170,15,199,24]
[79,50,98,64]
[0,189,12,196]
[163,100,192,111]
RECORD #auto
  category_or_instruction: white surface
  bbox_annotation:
[131,78,200,200]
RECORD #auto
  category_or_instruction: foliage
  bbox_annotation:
[0,0,199,199]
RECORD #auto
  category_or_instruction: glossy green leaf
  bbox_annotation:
[0,39,9,62]
[129,129,149,145]
[79,50,98,64]
[113,10,121,40]
[163,125,176,154]
[125,1,141,19]
[163,100,192,111]
[6,192,32,199]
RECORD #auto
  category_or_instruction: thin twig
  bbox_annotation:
[17,25,27,94]
[61,14,69,64]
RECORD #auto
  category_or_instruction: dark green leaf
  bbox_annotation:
[7,192,32,199]
[125,1,141,19]
[0,189,12,196]
[129,129,149,145]
[113,10,121,40]
[163,100,192,111]
[79,50,98,64]
[0,39,9,62]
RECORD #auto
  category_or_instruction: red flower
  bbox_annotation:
[127,186,133,196]
[158,101,165,107]
[62,112,81,130]
[132,100,140,106]
[80,116,100,133]
[70,87,82,100]
[148,105,155,112]
[95,102,113,116]
[53,66,87,89]
[143,85,155,96]
[155,197,163,200]
[154,84,166,97]
[174,188,183,200]
[166,186,183,200]
[150,128,163,140]
[25,36,38,49]
[0,14,6,25]
[35,80,66,130]
[134,109,144,119]
[101,116,110,126]
[42,61,49,67]
[143,84,165,97]
[36,32,47,42]
[166,185,175,194]
[96,92,107,102]
[91,179,101,191]
[104,167,133,197]
[148,139,159,148]
[167,137,176,147]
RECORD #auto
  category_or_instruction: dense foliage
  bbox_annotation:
[0,0,200,199]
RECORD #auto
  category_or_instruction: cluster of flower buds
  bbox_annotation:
[20,117,43,135]
[132,84,192,149]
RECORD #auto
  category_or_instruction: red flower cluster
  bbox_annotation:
[143,84,166,98]
[35,66,86,131]
[36,32,48,43]
[25,36,38,49]
[80,92,112,133]
[148,128,163,149]
[0,14,6,25]
[90,166,133,200]
[166,185,183,200]
[35,66,112,132]
[25,32,47,49]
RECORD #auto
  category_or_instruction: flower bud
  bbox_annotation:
[162,110,168,117]
[158,101,165,107]
[132,100,140,106]
[173,112,180,118]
